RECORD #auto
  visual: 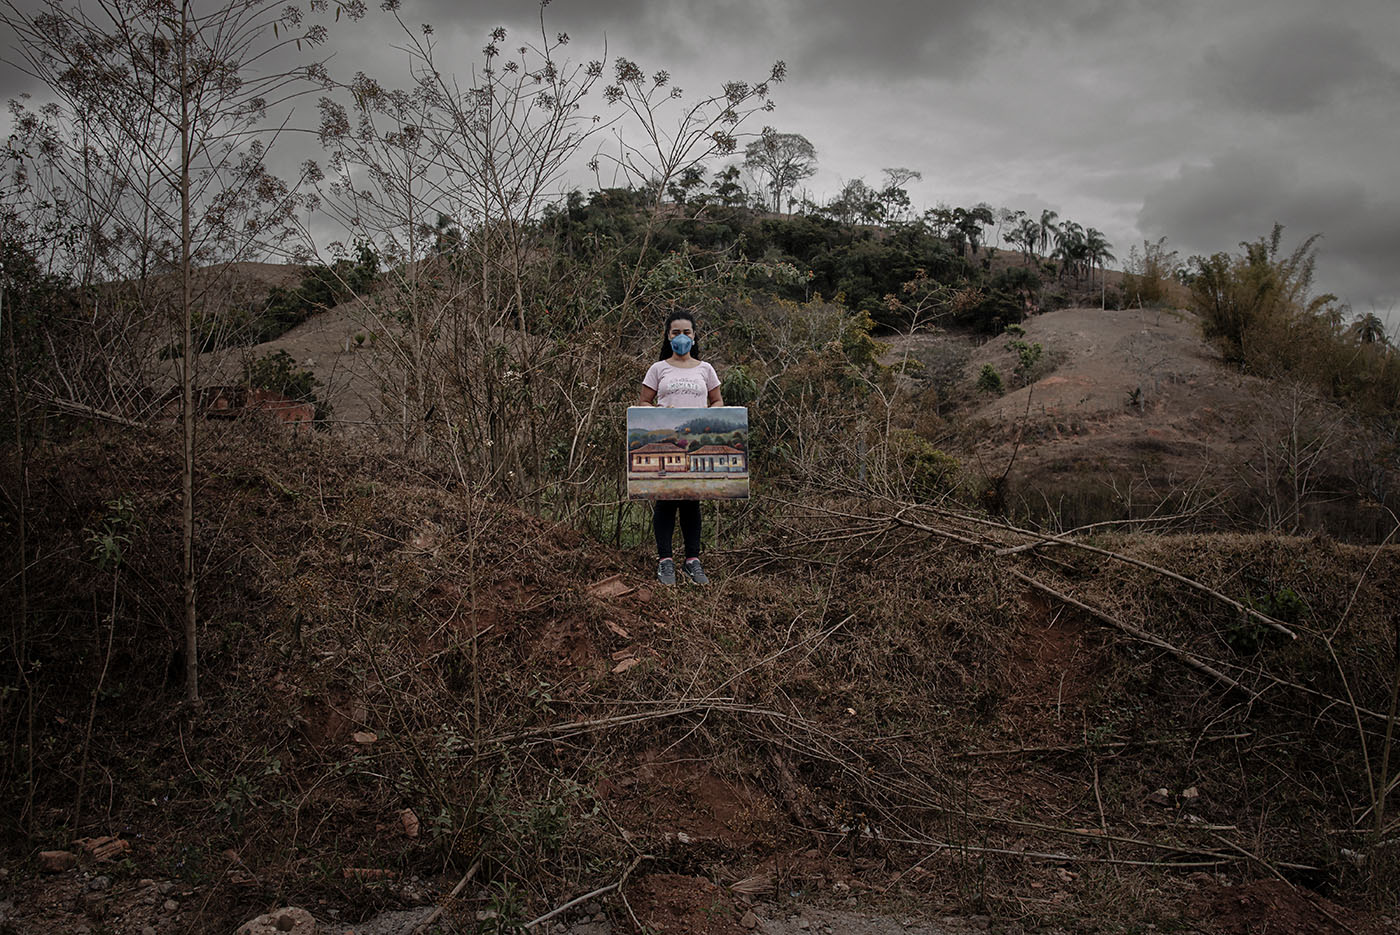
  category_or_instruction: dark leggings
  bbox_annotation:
[653,500,701,560]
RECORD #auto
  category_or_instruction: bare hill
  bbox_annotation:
[964,305,1260,475]
[192,292,384,425]
[892,306,1383,536]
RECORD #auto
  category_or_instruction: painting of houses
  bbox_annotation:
[626,406,749,500]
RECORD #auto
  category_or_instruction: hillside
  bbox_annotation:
[4,428,1399,933]
[205,288,1397,546]
[886,305,1390,540]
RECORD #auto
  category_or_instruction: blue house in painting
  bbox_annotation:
[688,444,746,473]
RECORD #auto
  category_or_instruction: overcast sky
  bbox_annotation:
[4,0,1398,325]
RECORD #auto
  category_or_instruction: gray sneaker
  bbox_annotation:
[657,558,676,585]
[682,558,709,585]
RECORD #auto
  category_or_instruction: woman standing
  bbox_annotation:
[638,310,723,585]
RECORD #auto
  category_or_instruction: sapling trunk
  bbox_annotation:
[179,0,199,705]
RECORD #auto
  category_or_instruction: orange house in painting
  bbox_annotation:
[629,441,689,473]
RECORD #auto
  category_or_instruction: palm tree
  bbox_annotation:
[1012,217,1041,265]
[1349,312,1390,346]
[1038,209,1059,257]
[1053,220,1086,283]
[1084,228,1116,306]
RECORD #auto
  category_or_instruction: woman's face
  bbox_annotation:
[667,318,695,342]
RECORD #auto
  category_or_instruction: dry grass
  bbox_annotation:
[2,427,1398,932]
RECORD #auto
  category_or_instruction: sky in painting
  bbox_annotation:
[3,0,1397,327]
[627,405,747,433]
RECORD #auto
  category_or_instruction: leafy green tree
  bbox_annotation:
[879,167,921,223]
[827,178,882,225]
[666,165,708,205]
[243,349,319,402]
[996,208,1025,248]
[744,129,817,214]
[953,204,995,257]
[711,166,748,207]
[1006,217,1041,265]
[921,204,955,239]
[1052,220,1087,283]
[1084,229,1114,281]
[879,185,913,223]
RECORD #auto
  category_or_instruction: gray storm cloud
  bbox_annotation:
[2,0,1396,313]
[1139,151,1399,310]
[1197,18,1400,115]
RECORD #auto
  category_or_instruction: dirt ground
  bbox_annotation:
[8,868,1392,934]
[6,424,1400,934]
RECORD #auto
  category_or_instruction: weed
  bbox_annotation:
[526,678,556,715]
[1228,586,1308,654]
[85,497,137,570]
[1254,585,1307,624]
[475,880,526,932]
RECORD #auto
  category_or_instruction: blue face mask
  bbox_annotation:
[669,334,694,356]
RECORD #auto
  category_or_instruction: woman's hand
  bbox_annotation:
[639,386,658,406]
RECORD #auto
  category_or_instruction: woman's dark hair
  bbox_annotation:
[657,309,702,361]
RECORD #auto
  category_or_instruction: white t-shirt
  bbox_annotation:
[642,359,720,409]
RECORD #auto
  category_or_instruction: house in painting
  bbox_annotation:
[629,441,690,474]
[688,444,746,473]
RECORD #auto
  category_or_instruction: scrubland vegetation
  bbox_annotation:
[2,0,1399,932]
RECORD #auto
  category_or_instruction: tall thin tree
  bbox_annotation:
[4,0,355,703]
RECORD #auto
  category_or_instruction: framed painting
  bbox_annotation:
[626,406,750,501]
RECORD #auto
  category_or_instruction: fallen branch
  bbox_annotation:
[524,854,651,930]
[411,857,481,934]
[781,497,1296,639]
[741,708,1245,862]
[1013,569,1394,723]
[952,510,1295,638]
[954,732,1253,758]
[1208,832,1361,935]
[713,614,855,695]
[42,395,147,428]
[807,828,1231,869]
[483,702,808,748]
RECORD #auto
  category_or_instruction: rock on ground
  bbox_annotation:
[236,906,318,935]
